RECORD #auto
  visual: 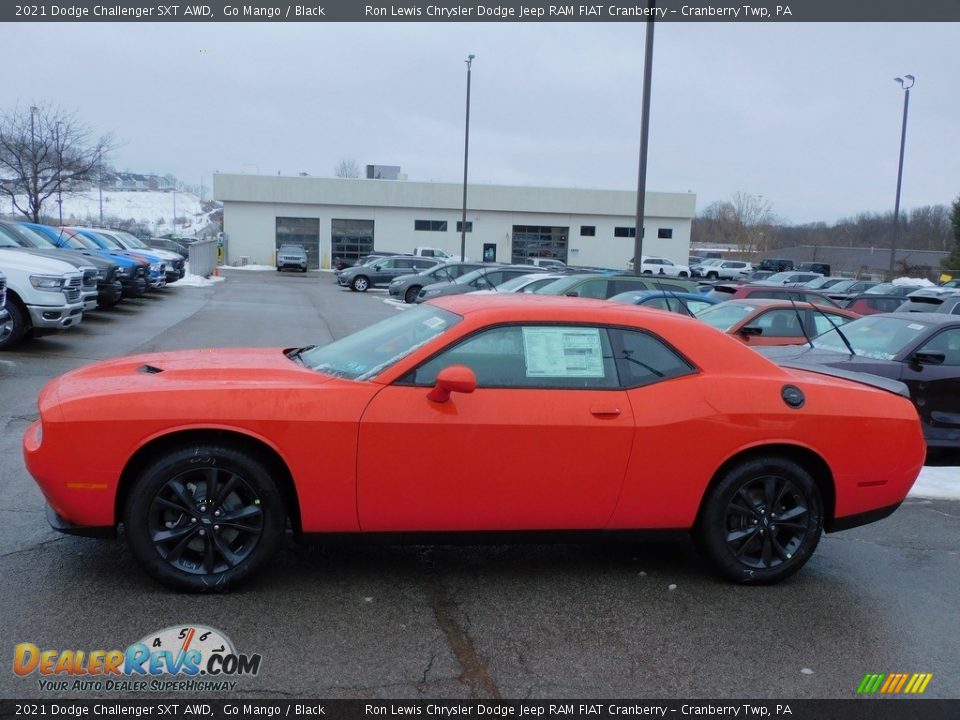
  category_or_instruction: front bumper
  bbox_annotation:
[388,285,403,297]
[82,290,98,312]
[97,281,124,306]
[148,276,167,290]
[121,277,148,298]
[27,302,84,332]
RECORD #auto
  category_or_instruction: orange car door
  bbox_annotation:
[356,325,634,532]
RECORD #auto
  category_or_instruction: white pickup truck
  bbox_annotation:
[0,249,85,350]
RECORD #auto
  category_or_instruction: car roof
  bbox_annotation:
[875,312,960,325]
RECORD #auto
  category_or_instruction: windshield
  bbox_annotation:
[811,315,931,360]
[69,232,101,250]
[764,272,795,283]
[298,306,461,381]
[117,231,149,249]
[804,276,835,289]
[495,274,542,292]
[695,302,756,331]
[453,268,488,285]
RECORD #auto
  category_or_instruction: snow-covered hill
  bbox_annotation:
[6,190,218,237]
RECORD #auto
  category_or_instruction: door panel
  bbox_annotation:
[356,386,634,532]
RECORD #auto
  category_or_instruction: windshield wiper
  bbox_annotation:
[807,301,857,356]
[285,345,317,364]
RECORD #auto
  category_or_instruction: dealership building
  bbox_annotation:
[213,173,696,270]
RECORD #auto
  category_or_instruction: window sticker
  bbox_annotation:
[522,327,604,378]
[907,323,926,331]
[423,316,446,330]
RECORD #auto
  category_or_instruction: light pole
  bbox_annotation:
[889,74,914,278]
[55,121,63,226]
[633,0,656,275]
[460,54,475,262]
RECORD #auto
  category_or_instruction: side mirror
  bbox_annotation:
[911,351,945,367]
[373,264,383,270]
[565,291,580,297]
[739,326,763,336]
[427,365,477,403]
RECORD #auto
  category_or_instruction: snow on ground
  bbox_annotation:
[175,273,224,288]
[222,264,275,272]
[910,466,960,500]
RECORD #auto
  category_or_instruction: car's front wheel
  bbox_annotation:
[351,276,370,292]
[404,286,422,304]
[695,456,823,584]
[124,444,286,592]
[707,272,719,280]
[0,300,29,351]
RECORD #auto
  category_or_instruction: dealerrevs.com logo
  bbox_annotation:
[13,625,262,692]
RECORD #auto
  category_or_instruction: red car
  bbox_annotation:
[695,299,860,346]
[23,296,925,591]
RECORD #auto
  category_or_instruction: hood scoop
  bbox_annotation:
[137,364,164,374]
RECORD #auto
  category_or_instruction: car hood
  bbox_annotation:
[758,346,906,395]
[46,347,333,409]
[0,248,79,274]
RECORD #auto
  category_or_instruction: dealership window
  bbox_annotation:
[511,225,569,264]
[415,220,448,232]
[658,228,674,239]
[580,226,596,236]
[615,227,643,238]
[456,221,473,233]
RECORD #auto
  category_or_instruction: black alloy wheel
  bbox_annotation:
[404,286,421,304]
[125,444,285,592]
[696,456,823,584]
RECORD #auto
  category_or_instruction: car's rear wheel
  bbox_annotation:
[695,456,823,584]
[352,276,369,292]
[124,444,286,592]
[404,286,421,304]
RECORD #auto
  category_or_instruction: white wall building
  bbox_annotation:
[213,174,695,271]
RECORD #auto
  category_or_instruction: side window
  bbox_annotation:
[608,329,696,389]
[917,329,960,366]
[754,309,805,337]
[395,259,415,269]
[432,267,451,282]
[405,325,618,389]
[575,279,609,299]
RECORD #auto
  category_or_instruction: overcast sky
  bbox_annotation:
[7,21,959,224]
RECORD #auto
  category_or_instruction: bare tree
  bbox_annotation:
[333,159,361,179]
[0,103,112,222]
[698,192,776,252]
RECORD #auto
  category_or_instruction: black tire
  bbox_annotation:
[276,267,281,272]
[0,299,29,351]
[123,444,286,592]
[404,286,421,304]
[301,267,307,273]
[679,271,689,278]
[707,272,719,280]
[695,456,823,584]
[351,276,370,292]
[642,270,653,275]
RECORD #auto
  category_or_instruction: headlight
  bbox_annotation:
[30,275,64,291]
[115,267,127,277]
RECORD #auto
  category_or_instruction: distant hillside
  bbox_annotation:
[4,190,221,238]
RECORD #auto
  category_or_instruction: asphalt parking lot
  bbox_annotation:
[1,269,958,700]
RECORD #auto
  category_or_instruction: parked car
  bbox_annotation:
[803,276,848,291]
[896,288,960,314]
[758,258,795,273]
[760,313,960,448]
[338,256,441,291]
[632,256,691,278]
[536,274,699,299]
[823,279,878,303]
[413,246,456,260]
[388,261,484,304]
[752,271,824,287]
[148,238,189,257]
[276,244,309,273]
[481,272,569,295]
[608,290,718,316]
[693,259,752,280]
[695,299,859,346]
[23,294,925,590]
[66,227,167,289]
[740,270,776,284]
[85,228,184,283]
[863,281,933,298]
[0,222,121,309]
[416,265,546,302]
[0,249,84,350]
[705,284,839,307]
[0,271,9,335]
[843,294,906,316]
[523,257,567,270]
[797,262,831,276]
[941,278,960,289]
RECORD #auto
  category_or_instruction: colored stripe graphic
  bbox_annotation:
[857,673,932,694]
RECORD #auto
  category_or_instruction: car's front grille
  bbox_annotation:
[82,269,98,289]
[64,275,81,302]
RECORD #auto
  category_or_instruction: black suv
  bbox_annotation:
[758,258,794,272]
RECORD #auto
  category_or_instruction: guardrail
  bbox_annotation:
[187,239,219,278]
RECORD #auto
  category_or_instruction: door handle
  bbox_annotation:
[590,407,622,417]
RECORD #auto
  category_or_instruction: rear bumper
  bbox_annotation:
[827,502,902,533]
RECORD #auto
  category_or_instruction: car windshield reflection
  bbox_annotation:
[298,305,461,380]
[811,315,930,360]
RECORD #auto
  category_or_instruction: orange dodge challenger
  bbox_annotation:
[23,295,925,591]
